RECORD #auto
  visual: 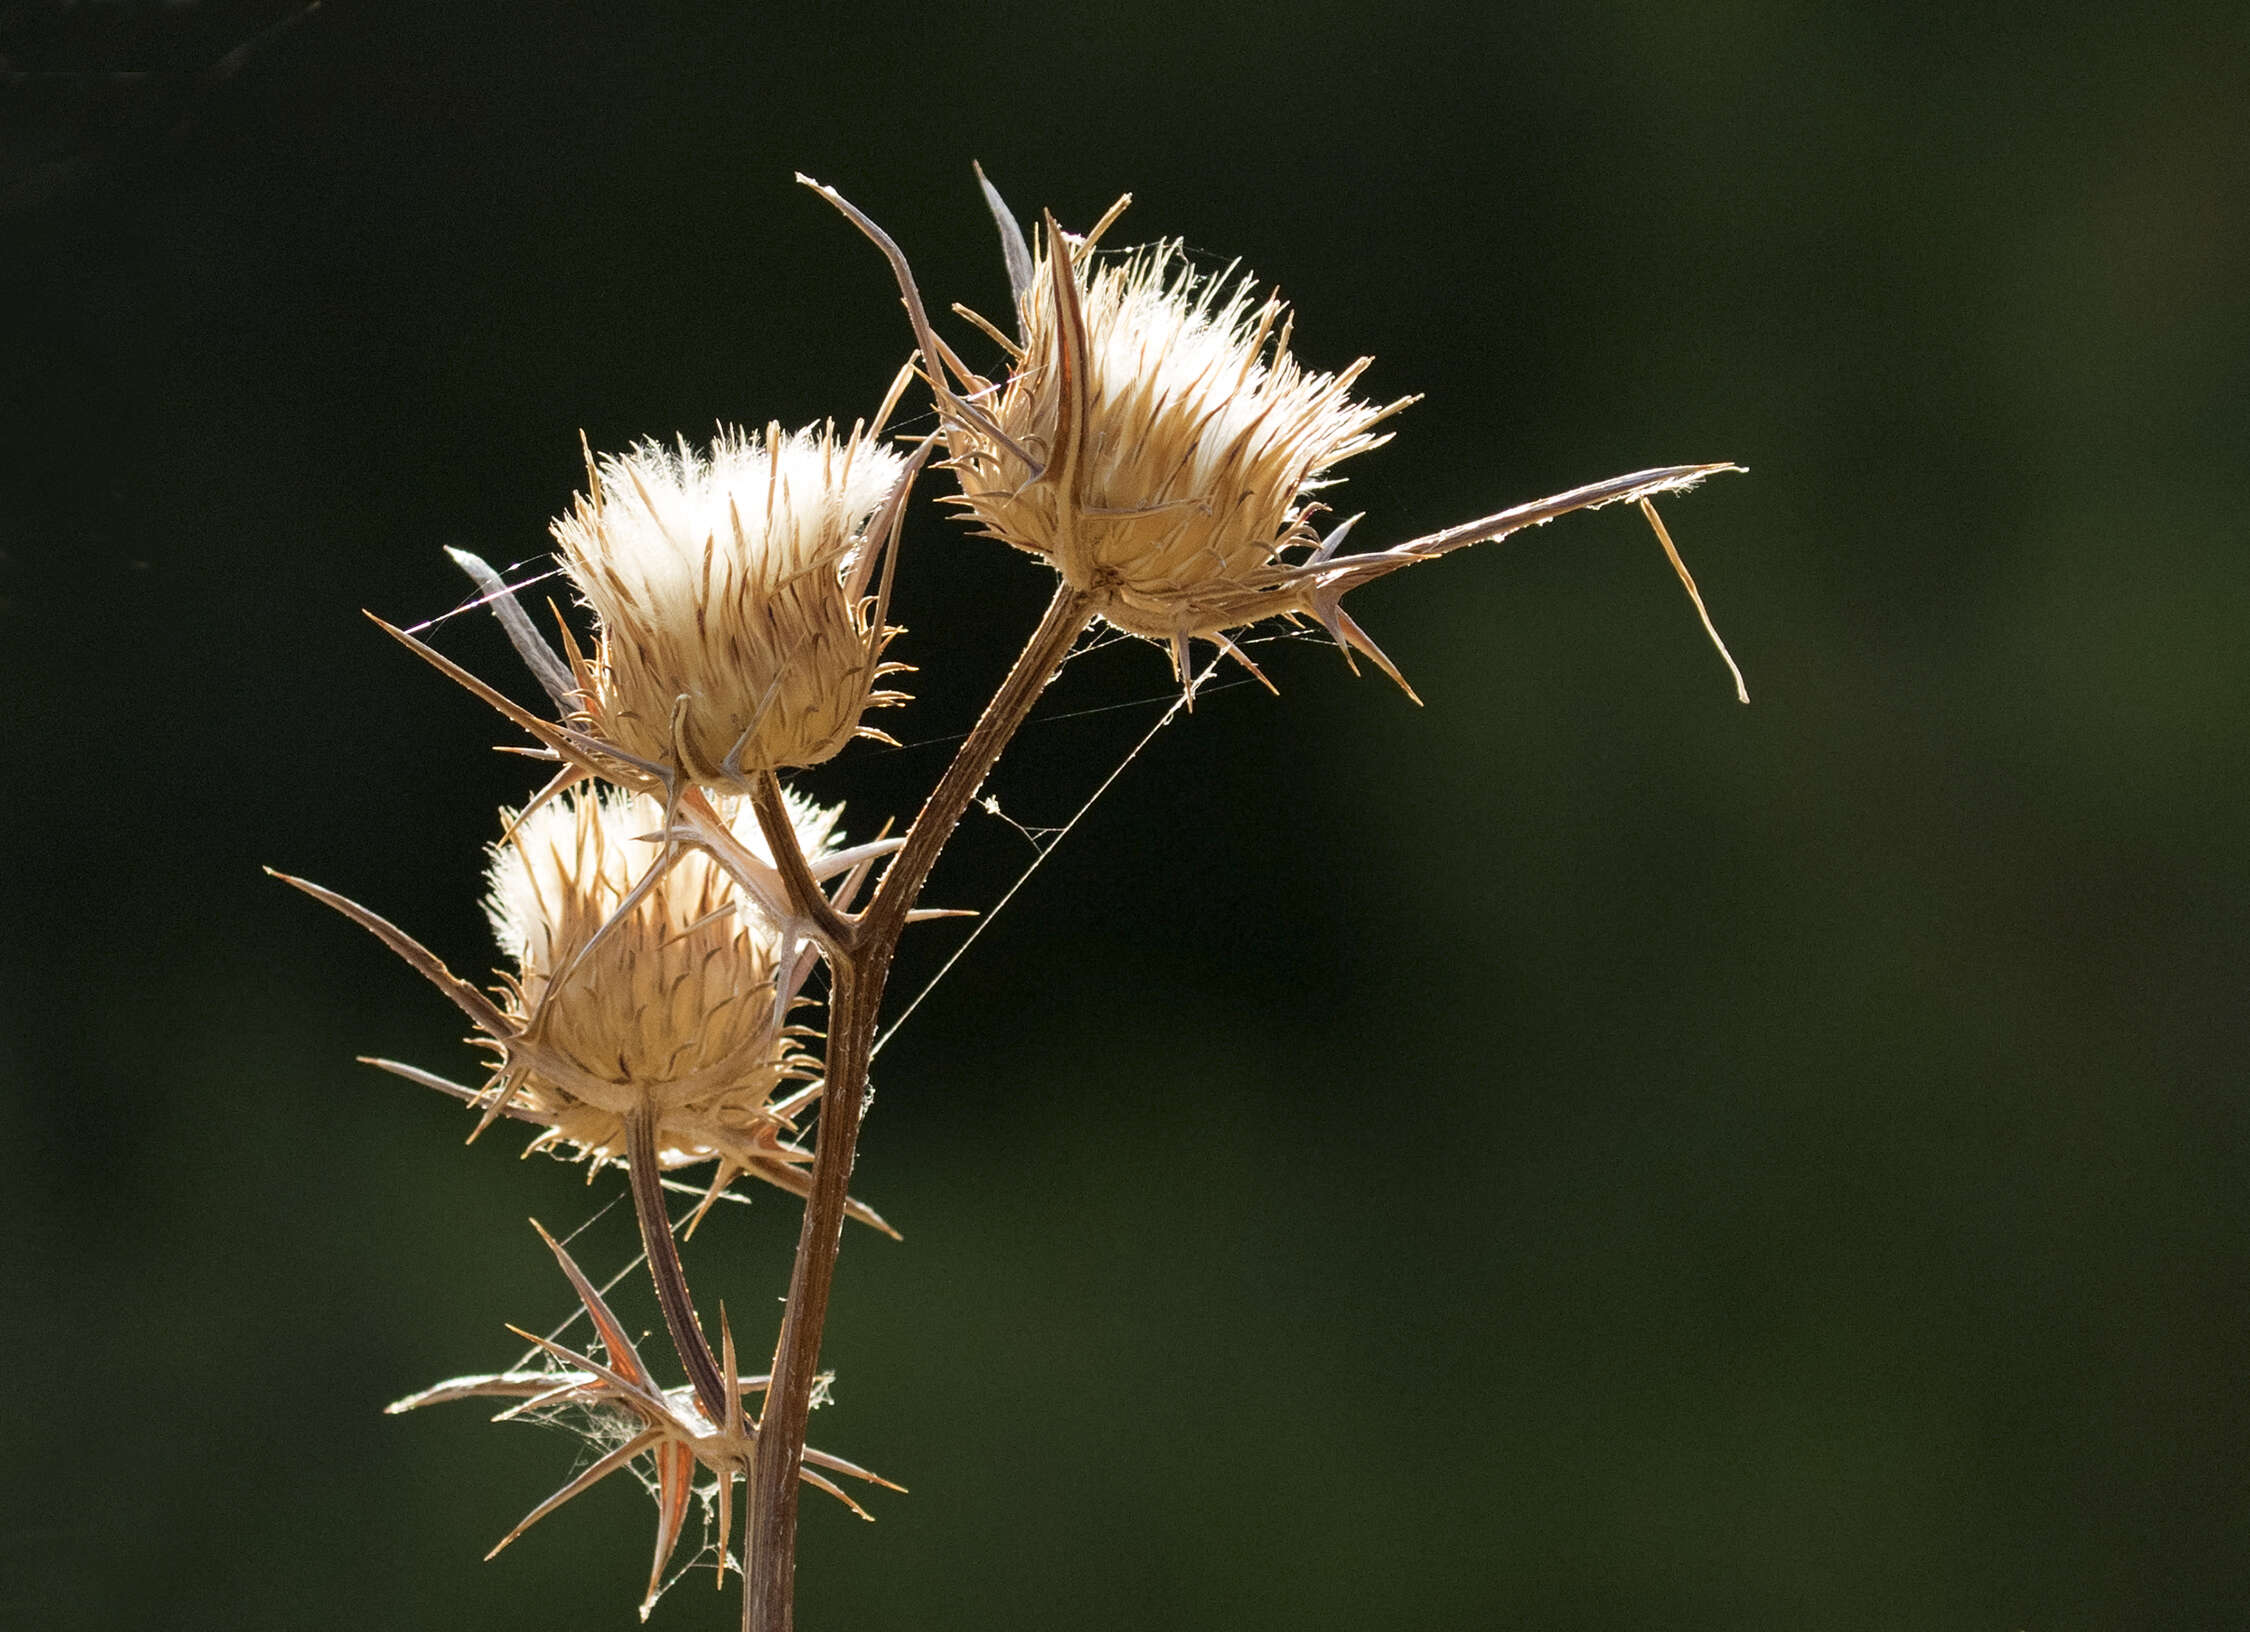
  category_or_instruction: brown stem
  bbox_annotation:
[743,580,1094,1632]
[624,1108,731,1425]
[741,961,876,1632]
[748,769,854,951]
[865,581,1097,943]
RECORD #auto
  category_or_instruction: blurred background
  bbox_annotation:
[4,2,2247,1627]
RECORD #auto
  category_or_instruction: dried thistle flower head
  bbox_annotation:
[805,171,1743,699]
[272,784,894,1233]
[951,226,1412,652]
[479,782,809,1150]
[390,1223,897,1619]
[552,417,915,780]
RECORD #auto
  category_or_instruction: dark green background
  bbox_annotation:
[6,2,2247,1627]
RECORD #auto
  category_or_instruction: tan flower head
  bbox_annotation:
[478,782,809,1158]
[271,784,894,1234]
[552,417,915,780]
[949,228,1412,650]
[803,170,1742,699]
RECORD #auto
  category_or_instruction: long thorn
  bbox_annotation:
[1640,498,1749,705]
[444,546,580,712]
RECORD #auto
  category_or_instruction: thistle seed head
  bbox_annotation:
[273,776,896,1231]
[950,220,1412,644]
[804,171,1740,704]
[552,421,913,780]
[479,782,831,1174]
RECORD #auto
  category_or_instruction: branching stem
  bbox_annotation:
[748,769,855,951]
[740,579,1094,1632]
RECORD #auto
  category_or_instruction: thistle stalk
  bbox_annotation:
[748,771,854,954]
[624,1108,732,1425]
[743,580,1094,1632]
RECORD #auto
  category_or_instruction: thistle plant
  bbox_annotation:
[277,168,1743,1630]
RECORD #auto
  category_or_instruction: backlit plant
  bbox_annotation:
[276,169,1743,1631]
